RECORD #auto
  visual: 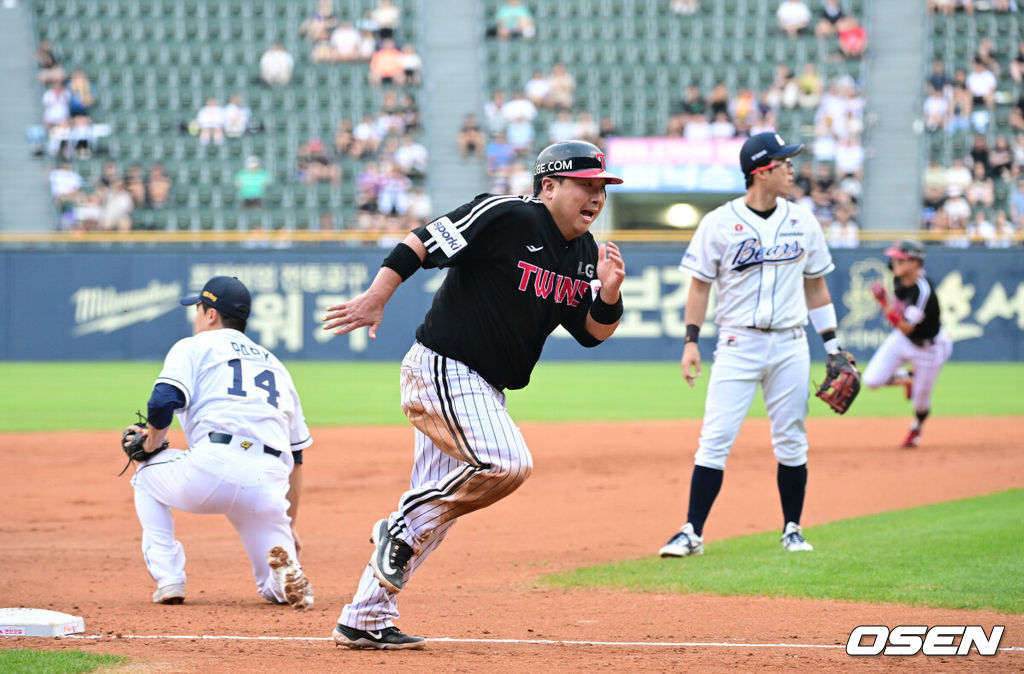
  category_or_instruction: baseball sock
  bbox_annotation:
[912,409,929,431]
[686,465,723,537]
[777,463,807,526]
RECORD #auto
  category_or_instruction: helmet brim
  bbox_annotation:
[884,244,921,260]
[549,168,624,185]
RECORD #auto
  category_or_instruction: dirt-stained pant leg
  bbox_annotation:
[339,342,533,630]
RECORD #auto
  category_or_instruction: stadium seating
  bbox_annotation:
[479,0,868,155]
[29,0,419,230]
[927,8,1022,215]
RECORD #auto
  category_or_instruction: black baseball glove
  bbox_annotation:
[118,411,169,476]
[814,350,861,415]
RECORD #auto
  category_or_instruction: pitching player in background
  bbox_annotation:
[659,132,849,558]
[863,241,952,448]
[321,140,625,650]
[126,276,314,609]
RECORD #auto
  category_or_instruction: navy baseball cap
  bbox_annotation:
[739,132,805,176]
[181,276,251,320]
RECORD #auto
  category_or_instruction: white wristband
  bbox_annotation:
[808,304,837,333]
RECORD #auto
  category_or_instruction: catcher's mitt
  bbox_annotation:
[814,350,861,415]
[118,411,169,476]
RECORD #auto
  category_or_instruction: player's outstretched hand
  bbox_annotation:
[870,281,888,305]
[681,343,702,388]
[322,291,386,339]
[596,242,625,298]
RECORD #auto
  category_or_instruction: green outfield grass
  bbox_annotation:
[544,489,1024,615]
[0,361,1020,431]
[0,649,126,673]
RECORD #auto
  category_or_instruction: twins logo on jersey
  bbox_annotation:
[730,237,805,273]
[516,261,590,307]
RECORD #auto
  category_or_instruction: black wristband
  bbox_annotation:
[590,292,623,325]
[820,329,837,342]
[685,323,700,344]
[381,242,421,281]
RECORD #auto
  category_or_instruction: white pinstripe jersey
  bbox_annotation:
[680,196,834,329]
[155,328,313,455]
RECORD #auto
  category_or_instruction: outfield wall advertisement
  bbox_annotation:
[1,247,1022,362]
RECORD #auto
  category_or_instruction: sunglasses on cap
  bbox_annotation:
[750,158,794,175]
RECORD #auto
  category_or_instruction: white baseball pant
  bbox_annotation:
[695,326,811,470]
[131,438,297,603]
[862,328,953,412]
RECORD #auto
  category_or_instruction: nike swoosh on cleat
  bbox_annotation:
[526,245,543,252]
[367,630,383,639]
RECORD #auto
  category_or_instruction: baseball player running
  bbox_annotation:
[659,132,847,558]
[127,276,314,608]
[863,241,952,448]
[322,140,625,650]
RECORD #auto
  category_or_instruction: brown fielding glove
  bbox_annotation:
[815,350,861,415]
[118,411,169,476]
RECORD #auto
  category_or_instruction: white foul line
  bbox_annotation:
[62,634,1024,651]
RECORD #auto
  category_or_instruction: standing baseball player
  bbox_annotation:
[863,241,952,448]
[126,276,314,608]
[322,140,625,650]
[659,131,853,558]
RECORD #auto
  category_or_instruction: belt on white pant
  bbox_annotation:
[208,432,282,457]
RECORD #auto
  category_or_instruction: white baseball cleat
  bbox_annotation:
[152,582,186,604]
[781,522,813,551]
[659,522,704,557]
[267,546,314,610]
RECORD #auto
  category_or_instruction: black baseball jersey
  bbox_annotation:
[413,193,603,390]
[894,272,941,344]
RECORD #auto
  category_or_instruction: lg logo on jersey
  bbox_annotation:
[846,625,1004,656]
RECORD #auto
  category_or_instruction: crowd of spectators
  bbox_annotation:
[472,58,618,195]
[33,0,430,235]
[920,7,1022,247]
[34,42,109,163]
[664,66,866,247]
[295,0,422,86]
[33,38,145,231]
[48,158,173,232]
[285,0,429,237]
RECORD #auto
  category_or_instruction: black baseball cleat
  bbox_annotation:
[369,518,414,593]
[332,623,426,650]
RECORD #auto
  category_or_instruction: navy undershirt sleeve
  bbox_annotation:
[147,382,185,429]
[293,450,303,465]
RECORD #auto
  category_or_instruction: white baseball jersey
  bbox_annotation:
[156,328,312,457]
[134,328,312,603]
[680,196,834,329]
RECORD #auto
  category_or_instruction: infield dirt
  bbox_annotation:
[2,417,1022,672]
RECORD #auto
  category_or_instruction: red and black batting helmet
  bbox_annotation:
[884,240,926,262]
[533,140,623,195]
